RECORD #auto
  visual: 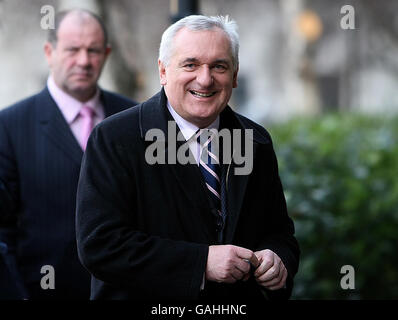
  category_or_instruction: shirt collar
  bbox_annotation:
[166,100,219,142]
[47,76,101,124]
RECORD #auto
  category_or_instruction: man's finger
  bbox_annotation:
[236,247,257,261]
[248,253,259,268]
[240,254,259,269]
[236,259,251,275]
[234,246,259,269]
[257,267,282,286]
[259,269,287,290]
[231,266,246,281]
[253,256,273,277]
[256,262,282,282]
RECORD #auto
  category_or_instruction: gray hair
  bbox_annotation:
[159,15,239,71]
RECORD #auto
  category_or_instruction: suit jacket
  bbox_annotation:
[0,87,137,299]
[0,241,27,299]
[76,89,299,301]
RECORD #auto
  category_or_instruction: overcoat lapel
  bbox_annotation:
[139,89,217,241]
[218,108,270,243]
[223,144,258,244]
[167,149,217,242]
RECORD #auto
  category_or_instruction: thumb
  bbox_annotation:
[254,251,264,265]
[245,252,259,269]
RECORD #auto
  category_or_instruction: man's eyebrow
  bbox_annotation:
[180,58,199,65]
[213,59,230,65]
[180,58,231,66]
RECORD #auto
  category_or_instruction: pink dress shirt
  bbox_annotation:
[47,76,105,150]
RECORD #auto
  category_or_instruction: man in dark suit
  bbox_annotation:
[0,9,136,299]
[76,15,299,301]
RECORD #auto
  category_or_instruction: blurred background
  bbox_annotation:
[0,0,397,299]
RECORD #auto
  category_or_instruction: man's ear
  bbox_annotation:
[44,42,54,66]
[104,45,112,59]
[233,64,239,88]
[158,60,167,86]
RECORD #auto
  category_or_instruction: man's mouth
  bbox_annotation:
[73,73,91,78]
[189,90,216,98]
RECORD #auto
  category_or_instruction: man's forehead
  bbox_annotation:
[58,13,103,37]
[172,27,233,60]
[59,11,96,27]
[57,18,104,45]
[175,26,227,40]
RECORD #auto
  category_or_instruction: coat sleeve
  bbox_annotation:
[0,115,29,299]
[259,166,300,300]
[75,123,208,300]
[254,131,300,300]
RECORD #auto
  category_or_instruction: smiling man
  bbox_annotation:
[0,9,136,299]
[158,26,238,128]
[76,15,299,301]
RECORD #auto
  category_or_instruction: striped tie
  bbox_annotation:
[196,129,221,215]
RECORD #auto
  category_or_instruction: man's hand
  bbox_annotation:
[254,249,288,290]
[205,245,259,283]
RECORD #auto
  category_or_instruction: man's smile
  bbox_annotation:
[189,90,217,98]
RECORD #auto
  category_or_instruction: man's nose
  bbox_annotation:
[196,65,213,87]
[76,49,90,66]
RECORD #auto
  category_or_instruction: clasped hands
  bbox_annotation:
[205,245,288,290]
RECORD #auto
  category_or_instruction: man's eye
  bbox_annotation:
[183,64,196,69]
[88,48,102,55]
[66,48,79,53]
[214,64,227,71]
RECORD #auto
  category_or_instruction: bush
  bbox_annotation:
[268,113,398,299]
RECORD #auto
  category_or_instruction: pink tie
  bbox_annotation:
[80,105,95,151]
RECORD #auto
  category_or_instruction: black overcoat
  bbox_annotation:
[76,89,299,301]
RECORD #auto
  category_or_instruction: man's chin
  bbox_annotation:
[192,105,225,120]
[189,113,219,128]
[65,84,97,101]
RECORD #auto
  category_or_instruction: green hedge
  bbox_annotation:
[268,113,398,299]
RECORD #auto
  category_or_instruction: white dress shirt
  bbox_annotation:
[166,101,219,166]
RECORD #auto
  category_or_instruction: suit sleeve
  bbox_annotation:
[0,115,28,299]
[76,124,208,300]
[0,115,19,219]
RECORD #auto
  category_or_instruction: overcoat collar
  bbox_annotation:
[139,88,270,145]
